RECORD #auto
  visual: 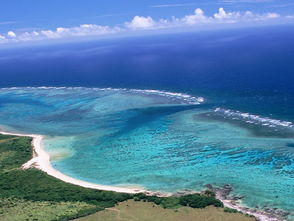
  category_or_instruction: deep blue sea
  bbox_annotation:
[0,25,293,218]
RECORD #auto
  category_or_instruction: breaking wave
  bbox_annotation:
[214,108,294,129]
[0,87,204,105]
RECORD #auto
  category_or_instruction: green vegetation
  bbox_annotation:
[224,207,240,213]
[0,134,132,220]
[0,134,232,221]
[133,192,223,209]
[0,134,32,173]
[203,189,216,197]
[0,198,96,221]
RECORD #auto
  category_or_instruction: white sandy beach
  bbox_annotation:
[0,130,283,221]
[0,131,144,194]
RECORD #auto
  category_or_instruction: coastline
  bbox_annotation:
[0,130,285,221]
[0,130,144,194]
[213,186,285,221]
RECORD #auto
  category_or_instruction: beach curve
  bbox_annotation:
[0,131,145,194]
[0,130,286,221]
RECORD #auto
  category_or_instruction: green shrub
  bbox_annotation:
[132,193,223,209]
[224,207,239,213]
[160,197,180,209]
[204,190,216,197]
[179,194,223,208]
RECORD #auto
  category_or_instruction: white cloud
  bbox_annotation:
[180,7,279,25]
[0,34,6,42]
[214,7,241,20]
[7,31,16,38]
[39,24,118,38]
[0,8,285,44]
[182,8,211,25]
[125,16,156,29]
[265,13,280,19]
[39,24,120,38]
[3,24,121,43]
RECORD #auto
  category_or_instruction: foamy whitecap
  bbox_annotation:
[0,87,204,105]
[214,108,294,129]
[129,89,204,104]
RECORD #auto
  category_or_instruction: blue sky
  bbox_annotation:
[1,0,294,44]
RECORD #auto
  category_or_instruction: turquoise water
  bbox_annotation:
[0,87,293,217]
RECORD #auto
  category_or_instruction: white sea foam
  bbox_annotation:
[129,89,204,104]
[0,86,204,105]
[214,108,294,129]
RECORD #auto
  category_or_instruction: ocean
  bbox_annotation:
[0,25,293,219]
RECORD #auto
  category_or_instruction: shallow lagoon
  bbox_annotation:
[0,87,293,218]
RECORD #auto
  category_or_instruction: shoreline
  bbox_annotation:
[0,131,144,194]
[211,185,286,221]
[0,130,285,221]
